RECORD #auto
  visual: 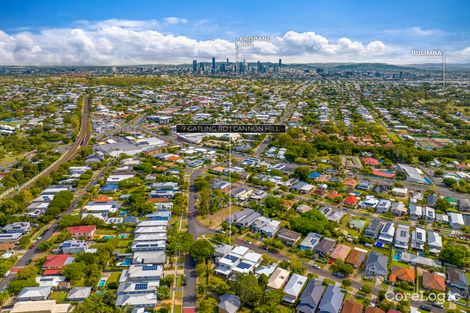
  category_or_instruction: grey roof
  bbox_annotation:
[318,285,345,313]
[448,267,469,289]
[315,238,336,255]
[67,287,92,301]
[218,294,241,313]
[17,286,51,301]
[296,280,326,313]
[366,252,388,274]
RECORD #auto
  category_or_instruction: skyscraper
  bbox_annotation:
[192,60,197,73]
[279,59,282,72]
[211,57,216,73]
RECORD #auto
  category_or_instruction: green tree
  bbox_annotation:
[157,285,171,300]
[230,273,263,307]
[439,244,470,267]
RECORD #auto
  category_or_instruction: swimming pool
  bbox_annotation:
[118,258,132,266]
[118,233,128,239]
[98,278,107,288]
[393,251,401,261]
[102,235,115,239]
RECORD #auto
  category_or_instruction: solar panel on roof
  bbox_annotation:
[142,265,158,271]
[236,262,251,270]
[224,254,239,262]
[135,283,148,290]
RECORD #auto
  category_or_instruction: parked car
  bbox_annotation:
[419,305,431,312]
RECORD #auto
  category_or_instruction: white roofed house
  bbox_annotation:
[448,212,464,229]
[215,246,249,277]
[423,206,435,223]
[409,204,423,220]
[283,273,308,304]
[266,267,291,290]
[411,228,426,251]
[394,225,410,250]
[427,230,442,254]
[378,222,395,245]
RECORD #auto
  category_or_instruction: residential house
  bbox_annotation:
[375,200,392,213]
[296,280,326,313]
[378,222,395,245]
[427,231,442,254]
[283,273,308,303]
[299,232,322,251]
[10,300,70,313]
[296,204,313,214]
[448,212,464,229]
[17,287,52,301]
[66,225,96,239]
[394,225,410,250]
[341,299,364,313]
[391,202,407,216]
[218,294,241,313]
[266,267,291,290]
[2,222,31,234]
[423,207,435,223]
[318,285,345,313]
[389,266,415,285]
[447,268,469,298]
[364,219,383,239]
[365,252,388,277]
[458,198,470,212]
[330,244,352,262]
[409,204,423,220]
[315,238,336,258]
[60,240,88,254]
[67,287,92,302]
[277,228,302,247]
[422,271,446,292]
[42,254,75,275]
[411,228,426,251]
[345,247,367,269]
[349,219,366,232]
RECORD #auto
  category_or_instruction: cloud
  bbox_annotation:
[0,19,466,65]
[384,26,447,37]
[164,17,188,25]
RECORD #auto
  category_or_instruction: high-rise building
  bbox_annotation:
[257,61,262,73]
[279,59,282,72]
[192,60,197,72]
[211,57,216,73]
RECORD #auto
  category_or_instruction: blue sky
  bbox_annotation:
[0,0,469,65]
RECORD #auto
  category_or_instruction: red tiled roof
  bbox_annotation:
[363,157,380,166]
[422,271,446,292]
[67,225,96,234]
[372,169,396,179]
[43,269,62,275]
[344,195,359,206]
[366,307,385,313]
[183,308,197,313]
[342,299,364,313]
[43,254,72,269]
[390,266,415,283]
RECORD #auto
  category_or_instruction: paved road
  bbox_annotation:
[183,168,215,309]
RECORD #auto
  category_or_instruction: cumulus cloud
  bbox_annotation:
[0,19,465,65]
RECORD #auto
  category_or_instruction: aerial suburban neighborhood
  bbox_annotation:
[0,1,469,313]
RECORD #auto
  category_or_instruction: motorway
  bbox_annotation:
[0,96,92,291]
